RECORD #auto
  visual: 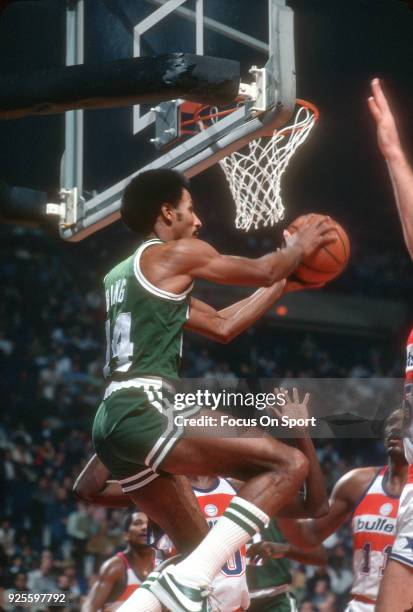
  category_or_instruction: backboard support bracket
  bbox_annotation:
[151,100,181,149]
[54,0,296,241]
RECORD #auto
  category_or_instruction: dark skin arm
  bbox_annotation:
[185,270,322,343]
[81,557,125,612]
[141,214,336,294]
[247,540,327,566]
[270,389,329,519]
[184,282,286,344]
[277,467,378,551]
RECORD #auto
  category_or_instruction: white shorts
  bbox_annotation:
[344,600,374,612]
[389,477,413,569]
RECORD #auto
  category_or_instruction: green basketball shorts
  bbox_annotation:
[92,377,199,493]
[249,593,297,612]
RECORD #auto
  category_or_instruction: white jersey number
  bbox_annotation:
[103,312,134,377]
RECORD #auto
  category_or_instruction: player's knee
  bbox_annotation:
[265,442,308,486]
[72,476,93,503]
[286,447,309,484]
[264,449,308,501]
[72,479,85,501]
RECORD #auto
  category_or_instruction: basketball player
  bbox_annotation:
[81,511,157,612]
[90,169,335,611]
[173,476,327,612]
[247,519,327,612]
[75,462,326,612]
[76,387,328,612]
[277,409,408,611]
[368,78,413,260]
[368,78,413,611]
[154,475,250,612]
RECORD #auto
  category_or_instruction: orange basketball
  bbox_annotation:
[287,214,350,284]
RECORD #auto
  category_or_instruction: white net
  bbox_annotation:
[219,104,317,231]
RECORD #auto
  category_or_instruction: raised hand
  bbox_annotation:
[368,78,403,161]
[269,387,312,432]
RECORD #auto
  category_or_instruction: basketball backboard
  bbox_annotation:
[57,0,296,241]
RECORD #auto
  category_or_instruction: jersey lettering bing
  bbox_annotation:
[103,239,192,382]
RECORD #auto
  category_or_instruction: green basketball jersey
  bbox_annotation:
[247,520,292,589]
[103,238,192,382]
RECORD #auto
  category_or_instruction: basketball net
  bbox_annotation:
[219,100,318,231]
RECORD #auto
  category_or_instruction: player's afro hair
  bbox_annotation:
[121,169,191,236]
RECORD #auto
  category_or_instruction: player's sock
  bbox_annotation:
[117,573,162,611]
[174,496,269,584]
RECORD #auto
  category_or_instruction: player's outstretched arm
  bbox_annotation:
[277,467,375,550]
[368,78,413,259]
[173,214,336,287]
[269,389,329,519]
[185,280,286,343]
[73,454,131,508]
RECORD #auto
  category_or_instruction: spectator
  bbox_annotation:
[0,519,16,557]
[66,504,98,575]
[3,572,32,611]
[326,545,353,609]
[311,578,336,611]
[27,550,58,594]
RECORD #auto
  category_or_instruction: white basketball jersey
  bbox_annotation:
[351,467,400,604]
[192,478,249,612]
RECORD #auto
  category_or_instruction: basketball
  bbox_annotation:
[287,214,350,284]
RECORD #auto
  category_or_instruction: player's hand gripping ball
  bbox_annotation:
[287,214,350,284]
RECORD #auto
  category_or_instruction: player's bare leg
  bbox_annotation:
[376,559,413,612]
[162,417,308,514]
[128,472,209,553]
[119,415,308,611]
[159,417,307,584]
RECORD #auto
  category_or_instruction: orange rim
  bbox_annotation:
[180,98,319,136]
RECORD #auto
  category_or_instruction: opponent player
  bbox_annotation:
[91,169,335,611]
[247,519,327,612]
[277,409,408,611]
[155,475,250,612]
[75,471,250,611]
[76,409,326,612]
[81,511,157,612]
[368,78,413,611]
[168,475,327,612]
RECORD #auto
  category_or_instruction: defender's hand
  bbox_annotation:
[269,387,311,431]
[248,541,290,563]
[368,78,403,161]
